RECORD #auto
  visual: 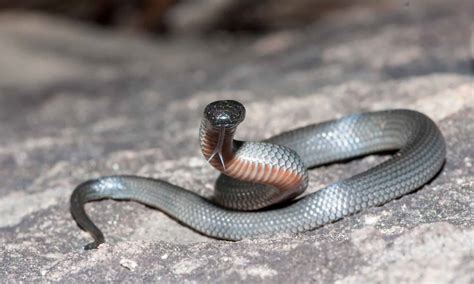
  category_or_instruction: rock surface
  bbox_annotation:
[0,0,473,282]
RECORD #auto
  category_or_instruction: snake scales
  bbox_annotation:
[71,100,446,249]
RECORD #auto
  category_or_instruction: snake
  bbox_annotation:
[70,100,446,249]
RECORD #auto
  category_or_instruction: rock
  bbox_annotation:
[0,0,472,282]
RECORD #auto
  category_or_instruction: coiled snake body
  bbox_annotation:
[71,100,446,249]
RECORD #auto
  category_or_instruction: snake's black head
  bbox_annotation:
[204,100,246,128]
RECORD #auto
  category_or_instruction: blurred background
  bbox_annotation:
[0,0,470,170]
[0,0,384,35]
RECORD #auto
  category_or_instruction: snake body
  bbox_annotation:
[71,100,446,249]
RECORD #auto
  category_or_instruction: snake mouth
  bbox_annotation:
[204,100,246,128]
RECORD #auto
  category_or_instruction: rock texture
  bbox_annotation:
[0,0,473,282]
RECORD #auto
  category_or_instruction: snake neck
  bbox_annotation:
[200,119,238,172]
[200,118,308,201]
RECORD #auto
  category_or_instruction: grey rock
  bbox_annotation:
[0,0,473,282]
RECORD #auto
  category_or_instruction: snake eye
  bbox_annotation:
[204,100,246,127]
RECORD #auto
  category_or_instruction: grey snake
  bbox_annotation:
[70,100,446,249]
